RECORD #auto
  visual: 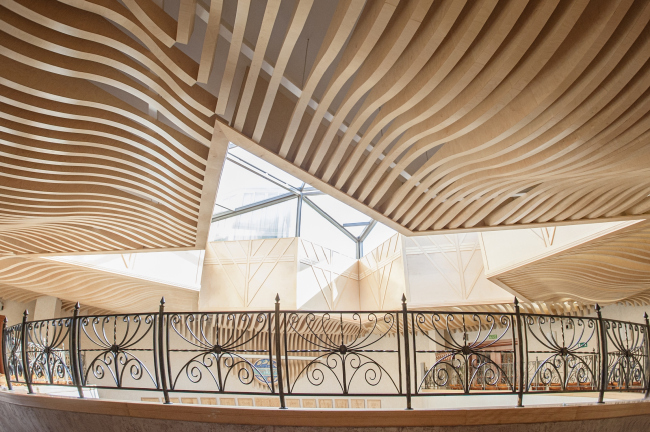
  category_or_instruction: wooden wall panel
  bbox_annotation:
[403,233,513,308]
[358,234,405,311]
[199,238,298,310]
[297,239,359,311]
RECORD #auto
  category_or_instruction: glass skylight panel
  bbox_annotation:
[213,203,230,216]
[307,195,371,227]
[214,161,290,212]
[344,225,368,237]
[362,222,397,256]
[209,199,297,242]
[228,146,304,189]
[300,204,356,258]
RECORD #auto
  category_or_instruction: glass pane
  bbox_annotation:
[300,204,357,258]
[213,204,230,215]
[215,160,291,212]
[362,222,397,256]
[228,146,304,189]
[307,195,371,226]
[209,198,297,242]
[344,225,368,237]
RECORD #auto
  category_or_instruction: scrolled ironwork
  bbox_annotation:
[78,314,157,389]
[414,312,514,393]
[284,311,400,395]
[2,303,649,409]
[25,318,73,385]
[166,312,273,393]
[605,319,648,391]
[524,315,598,392]
[4,323,23,384]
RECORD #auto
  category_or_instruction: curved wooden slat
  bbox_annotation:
[251,0,314,143]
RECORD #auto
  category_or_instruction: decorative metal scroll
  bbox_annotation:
[524,315,598,391]
[413,312,515,393]
[283,311,400,395]
[25,318,73,385]
[4,323,23,383]
[2,305,649,408]
[605,319,648,391]
[77,314,157,389]
[166,312,274,393]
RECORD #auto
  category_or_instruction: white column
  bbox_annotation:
[33,296,62,321]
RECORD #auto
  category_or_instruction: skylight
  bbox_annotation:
[209,145,396,258]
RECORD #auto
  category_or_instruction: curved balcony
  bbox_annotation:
[2,297,649,410]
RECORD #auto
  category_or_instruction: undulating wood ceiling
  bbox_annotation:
[214,0,650,235]
[1,0,650,259]
[0,0,226,255]
[490,220,650,306]
[0,254,199,312]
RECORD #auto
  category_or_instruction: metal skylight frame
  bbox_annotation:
[211,149,390,258]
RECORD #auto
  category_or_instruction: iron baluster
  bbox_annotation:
[267,311,275,394]
[510,310,517,395]
[21,310,33,394]
[283,312,289,394]
[596,304,607,403]
[274,294,286,409]
[2,317,11,390]
[158,298,170,404]
[514,298,524,407]
[643,312,650,399]
[396,311,402,395]
[70,303,84,398]
[401,294,412,410]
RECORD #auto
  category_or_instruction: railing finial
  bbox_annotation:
[23,309,28,318]
[160,297,165,306]
[401,293,407,303]
[74,302,80,311]
[275,293,280,303]
[514,297,519,306]
[644,311,648,319]
[595,303,601,312]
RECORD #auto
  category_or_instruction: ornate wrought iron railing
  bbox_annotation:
[2,297,649,409]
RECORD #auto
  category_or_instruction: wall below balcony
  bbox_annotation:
[1,391,649,432]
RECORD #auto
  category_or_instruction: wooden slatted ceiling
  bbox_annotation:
[490,220,650,307]
[213,0,650,235]
[3,0,650,258]
[0,0,226,255]
[0,255,199,313]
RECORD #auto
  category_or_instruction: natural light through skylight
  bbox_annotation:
[209,145,396,258]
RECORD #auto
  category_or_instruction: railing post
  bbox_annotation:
[158,297,171,404]
[596,304,608,403]
[640,312,650,399]
[401,294,412,410]
[514,298,524,407]
[2,317,11,390]
[21,310,33,394]
[274,294,286,409]
[70,303,84,398]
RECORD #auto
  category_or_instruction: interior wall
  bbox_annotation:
[479,221,637,275]
[199,238,299,310]
[199,232,520,312]
[359,234,405,311]
[1,299,36,326]
[403,233,513,308]
[297,239,359,311]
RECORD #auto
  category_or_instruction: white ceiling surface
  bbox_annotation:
[49,250,205,290]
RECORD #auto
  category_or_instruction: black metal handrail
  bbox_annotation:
[2,296,649,409]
